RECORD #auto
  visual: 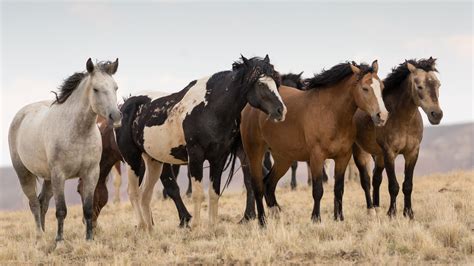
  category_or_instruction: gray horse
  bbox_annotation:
[8,58,121,242]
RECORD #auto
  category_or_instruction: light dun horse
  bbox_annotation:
[241,61,388,226]
[8,58,121,242]
[353,57,443,218]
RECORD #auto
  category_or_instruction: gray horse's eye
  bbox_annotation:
[93,88,99,93]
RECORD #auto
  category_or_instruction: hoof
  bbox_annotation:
[268,206,281,219]
[311,215,322,223]
[403,208,414,220]
[367,208,377,218]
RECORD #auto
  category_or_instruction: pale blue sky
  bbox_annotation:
[1,1,472,166]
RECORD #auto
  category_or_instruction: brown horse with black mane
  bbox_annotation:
[241,60,388,225]
[353,57,443,219]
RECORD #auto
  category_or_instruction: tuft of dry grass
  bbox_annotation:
[0,171,473,264]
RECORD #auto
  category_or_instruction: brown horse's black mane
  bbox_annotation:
[304,62,374,90]
[383,58,438,97]
[52,61,115,104]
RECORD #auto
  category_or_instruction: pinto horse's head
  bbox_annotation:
[86,58,122,127]
[233,54,287,122]
[406,58,443,125]
[350,60,388,127]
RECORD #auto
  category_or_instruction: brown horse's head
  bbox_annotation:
[350,60,388,127]
[406,58,443,125]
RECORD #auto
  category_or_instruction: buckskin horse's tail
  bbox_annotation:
[115,95,151,185]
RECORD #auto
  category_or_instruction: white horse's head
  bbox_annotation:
[86,58,122,127]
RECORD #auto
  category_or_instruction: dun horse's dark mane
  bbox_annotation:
[383,58,438,97]
[52,61,115,104]
[304,62,374,90]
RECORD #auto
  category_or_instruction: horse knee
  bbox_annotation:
[56,208,67,220]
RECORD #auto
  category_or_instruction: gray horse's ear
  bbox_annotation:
[372,60,379,73]
[264,54,270,63]
[241,54,249,66]
[298,71,304,77]
[107,58,119,75]
[86,58,94,73]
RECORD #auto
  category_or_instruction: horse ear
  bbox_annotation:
[298,71,304,77]
[86,58,94,73]
[264,54,270,63]
[350,63,361,74]
[107,58,119,75]
[371,60,379,73]
[241,54,249,66]
[407,62,417,73]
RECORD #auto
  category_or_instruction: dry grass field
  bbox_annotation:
[0,171,473,264]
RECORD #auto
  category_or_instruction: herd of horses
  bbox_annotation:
[8,55,442,243]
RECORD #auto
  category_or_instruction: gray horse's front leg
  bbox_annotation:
[81,167,100,240]
[51,171,67,242]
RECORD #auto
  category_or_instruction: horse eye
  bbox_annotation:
[417,86,423,90]
[93,88,98,92]
[362,87,369,92]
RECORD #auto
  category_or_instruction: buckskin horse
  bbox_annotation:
[241,60,388,225]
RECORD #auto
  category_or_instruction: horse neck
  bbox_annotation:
[307,76,358,125]
[58,77,97,134]
[384,78,418,121]
[212,76,251,124]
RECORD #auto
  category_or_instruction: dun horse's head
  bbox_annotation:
[350,60,388,127]
[406,58,443,125]
[234,55,287,122]
[86,58,122,127]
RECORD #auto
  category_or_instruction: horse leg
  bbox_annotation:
[263,157,292,214]
[139,154,163,232]
[186,168,192,197]
[127,164,146,229]
[290,161,298,190]
[372,156,385,210]
[306,162,312,186]
[309,153,325,222]
[209,156,227,226]
[187,146,205,227]
[384,151,399,218]
[51,172,67,242]
[80,166,100,241]
[322,160,330,183]
[333,153,351,221]
[112,163,122,204]
[247,145,267,226]
[38,180,53,231]
[160,164,173,200]
[15,164,42,239]
[352,144,375,215]
[160,164,192,227]
[238,147,256,222]
[402,148,419,220]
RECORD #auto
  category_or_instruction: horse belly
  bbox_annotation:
[15,106,51,179]
[142,122,187,164]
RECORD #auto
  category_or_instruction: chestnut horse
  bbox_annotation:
[353,57,443,219]
[241,60,388,225]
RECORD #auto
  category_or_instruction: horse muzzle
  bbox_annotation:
[372,111,388,127]
[428,110,443,125]
[109,111,122,128]
[269,105,287,122]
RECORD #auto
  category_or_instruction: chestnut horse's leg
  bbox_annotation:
[402,148,419,219]
[383,150,399,218]
[112,163,122,203]
[333,153,351,221]
[237,146,256,223]
[372,156,385,209]
[290,161,298,190]
[263,157,292,212]
[309,152,325,222]
[306,162,312,186]
[247,144,267,226]
[352,144,375,213]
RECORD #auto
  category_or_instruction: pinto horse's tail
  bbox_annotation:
[116,95,151,186]
[220,133,241,195]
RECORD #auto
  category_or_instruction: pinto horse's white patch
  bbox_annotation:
[142,77,210,164]
[259,76,287,120]
[371,78,388,114]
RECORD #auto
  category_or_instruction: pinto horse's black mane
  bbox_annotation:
[232,56,281,89]
[383,58,438,97]
[52,61,115,105]
[304,62,374,90]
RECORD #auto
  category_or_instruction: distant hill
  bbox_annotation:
[1,122,472,211]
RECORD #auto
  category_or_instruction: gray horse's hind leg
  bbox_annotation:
[38,180,53,231]
[14,164,42,238]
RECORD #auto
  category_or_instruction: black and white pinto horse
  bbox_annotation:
[116,55,286,230]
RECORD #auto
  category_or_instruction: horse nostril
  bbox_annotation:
[376,113,381,119]
[109,114,113,121]
[276,107,283,116]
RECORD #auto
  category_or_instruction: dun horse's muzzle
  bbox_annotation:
[428,110,443,125]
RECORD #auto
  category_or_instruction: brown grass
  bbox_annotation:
[0,171,473,264]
